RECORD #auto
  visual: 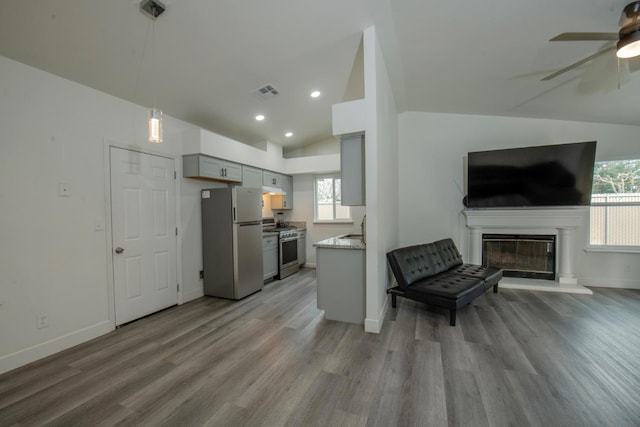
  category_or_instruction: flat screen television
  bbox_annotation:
[466,141,597,208]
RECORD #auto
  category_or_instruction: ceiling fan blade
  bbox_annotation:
[628,56,640,73]
[549,32,618,41]
[541,45,616,80]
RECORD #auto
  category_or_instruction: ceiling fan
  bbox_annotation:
[542,0,640,81]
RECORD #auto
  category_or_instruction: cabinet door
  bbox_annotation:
[263,171,282,188]
[183,155,241,183]
[340,134,365,205]
[221,160,242,183]
[263,236,278,280]
[297,231,305,266]
[282,175,293,209]
[271,175,293,210]
[242,166,263,189]
[198,156,223,178]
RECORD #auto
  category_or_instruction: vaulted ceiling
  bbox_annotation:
[1,0,639,152]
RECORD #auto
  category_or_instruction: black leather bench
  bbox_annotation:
[386,238,502,326]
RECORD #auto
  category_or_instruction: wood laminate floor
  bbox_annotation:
[1,268,639,426]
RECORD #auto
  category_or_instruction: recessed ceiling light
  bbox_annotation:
[285,132,293,137]
[310,90,321,98]
[255,114,265,121]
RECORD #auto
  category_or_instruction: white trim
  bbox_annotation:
[313,221,354,225]
[364,317,381,333]
[0,321,112,375]
[313,174,352,222]
[499,277,592,295]
[580,278,640,289]
[364,293,390,334]
[584,245,640,254]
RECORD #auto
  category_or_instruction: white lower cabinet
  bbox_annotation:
[263,235,278,281]
[316,246,365,324]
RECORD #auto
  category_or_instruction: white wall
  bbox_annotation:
[362,26,399,333]
[398,112,640,288]
[284,136,340,159]
[0,55,210,373]
[0,53,356,374]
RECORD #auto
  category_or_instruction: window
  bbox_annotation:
[590,159,640,247]
[314,175,351,222]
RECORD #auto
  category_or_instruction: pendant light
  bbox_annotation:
[140,0,166,143]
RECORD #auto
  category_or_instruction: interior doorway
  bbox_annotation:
[109,147,178,326]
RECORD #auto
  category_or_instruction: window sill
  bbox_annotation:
[313,221,354,225]
[584,245,640,254]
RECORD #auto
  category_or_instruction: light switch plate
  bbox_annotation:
[58,182,70,197]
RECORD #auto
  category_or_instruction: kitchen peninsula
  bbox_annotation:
[314,234,365,324]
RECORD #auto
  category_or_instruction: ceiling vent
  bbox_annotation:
[253,84,280,99]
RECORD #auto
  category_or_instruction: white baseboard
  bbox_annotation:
[183,287,204,303]
[0,320,113,375]
[580,278,640,290]
[364,318,380,333]
[364,296,390,334]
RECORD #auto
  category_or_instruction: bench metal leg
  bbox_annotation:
[391,294,397,308]
[493,283,499,293]
[449,310,456,326]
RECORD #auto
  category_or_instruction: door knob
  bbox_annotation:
[115,247,125,254]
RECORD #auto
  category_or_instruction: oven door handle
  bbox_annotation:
[280,236,298,243]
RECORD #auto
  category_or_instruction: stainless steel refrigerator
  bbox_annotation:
[201,187,263,299]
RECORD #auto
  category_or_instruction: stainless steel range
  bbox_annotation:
[263,219,299,279]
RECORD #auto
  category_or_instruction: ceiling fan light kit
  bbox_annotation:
[616,27,640,58]
[543,1,640,80]
[617,1,640,58]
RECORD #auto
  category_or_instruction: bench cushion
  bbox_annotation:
[448,264,503,289]
[408,275,485,300]
[386,243,448,289]
[434,238,464,270]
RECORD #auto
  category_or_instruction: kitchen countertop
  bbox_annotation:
[314,235,366,250]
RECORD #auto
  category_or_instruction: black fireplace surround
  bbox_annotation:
[482,234,556,280]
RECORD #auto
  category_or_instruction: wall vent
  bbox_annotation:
[253,84,280,99]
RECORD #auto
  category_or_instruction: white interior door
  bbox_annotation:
[110,147,177,326]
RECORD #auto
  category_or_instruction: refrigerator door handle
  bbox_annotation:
[233,207,236,222]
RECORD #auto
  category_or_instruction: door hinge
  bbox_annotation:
[174,171,177,179]
[177,283,180,292]
[176,227,178,236]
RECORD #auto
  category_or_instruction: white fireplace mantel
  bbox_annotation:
[462,208,592,295]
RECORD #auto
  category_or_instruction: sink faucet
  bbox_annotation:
[360,214,366,243]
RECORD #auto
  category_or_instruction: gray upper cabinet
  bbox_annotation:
[263,170,282,188]
[340,133,365,206]
[242,165,263,189]
[272,174,293,209]
[282,174,293,209]
[183,154,242,183]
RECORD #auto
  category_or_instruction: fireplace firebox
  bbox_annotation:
[482,234,556,280]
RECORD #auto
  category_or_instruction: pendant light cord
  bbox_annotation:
[151,10,158,110]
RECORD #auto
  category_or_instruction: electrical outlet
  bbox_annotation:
[37,314,49,329]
